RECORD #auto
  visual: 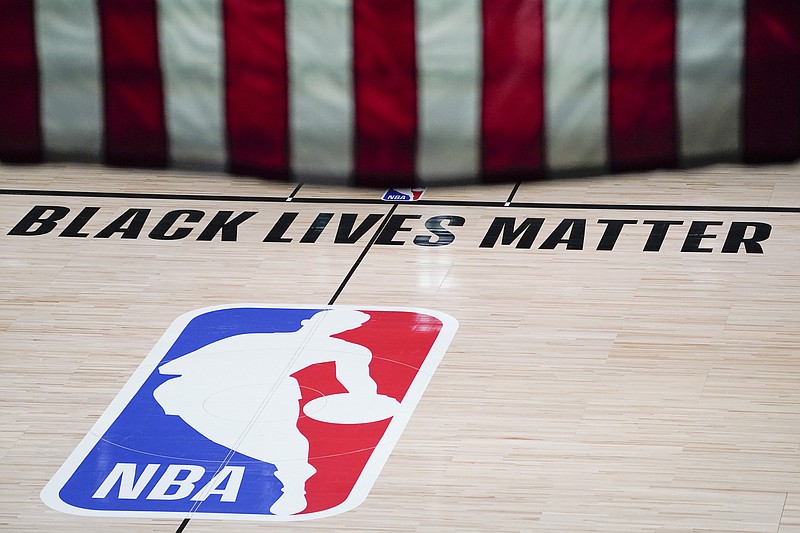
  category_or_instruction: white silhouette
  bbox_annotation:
[152,309,399,515]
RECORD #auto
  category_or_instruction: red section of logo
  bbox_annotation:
[294,311,443,514]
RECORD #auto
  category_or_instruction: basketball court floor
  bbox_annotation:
[1,162,799,532]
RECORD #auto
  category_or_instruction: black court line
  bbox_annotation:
[286,183,303,202]
[2,188,799,213]
[504,182,521,206]
[504,201,800,213]
[328,203,398,305]
[174,203,395,532]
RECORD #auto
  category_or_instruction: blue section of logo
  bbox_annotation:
[59,307,320,515]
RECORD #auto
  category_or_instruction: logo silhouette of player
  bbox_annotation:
[152,309,399,515]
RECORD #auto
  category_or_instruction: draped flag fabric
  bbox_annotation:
[1,0,798,186]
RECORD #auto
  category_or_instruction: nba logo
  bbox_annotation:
[381,188,425,201]
[41,305,457,521]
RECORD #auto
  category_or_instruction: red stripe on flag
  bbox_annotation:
[98,0,166,168]
[481,0,544,182]
[608,0,676,171]
[223,0,289,179]
[744,1,800,163]
[0,0,41,162]
[353,0,418,187]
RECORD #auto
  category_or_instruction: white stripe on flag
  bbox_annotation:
[544,0,608,173]
[416,0,481,183]
[157,0,226,170]
[34,0,102,160]
[677,0,744,162]
[287,0,353,182]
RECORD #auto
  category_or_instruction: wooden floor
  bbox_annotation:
[1,162,799,532]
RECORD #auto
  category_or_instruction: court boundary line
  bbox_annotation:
[328,204,397,305]
[1,188,799,212]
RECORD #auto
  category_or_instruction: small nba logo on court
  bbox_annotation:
[41,305,457,521]
[382,188,425,201]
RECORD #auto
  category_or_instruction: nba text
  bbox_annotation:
[93,463,244,503]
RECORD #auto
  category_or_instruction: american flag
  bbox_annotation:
[1,0,798,186]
